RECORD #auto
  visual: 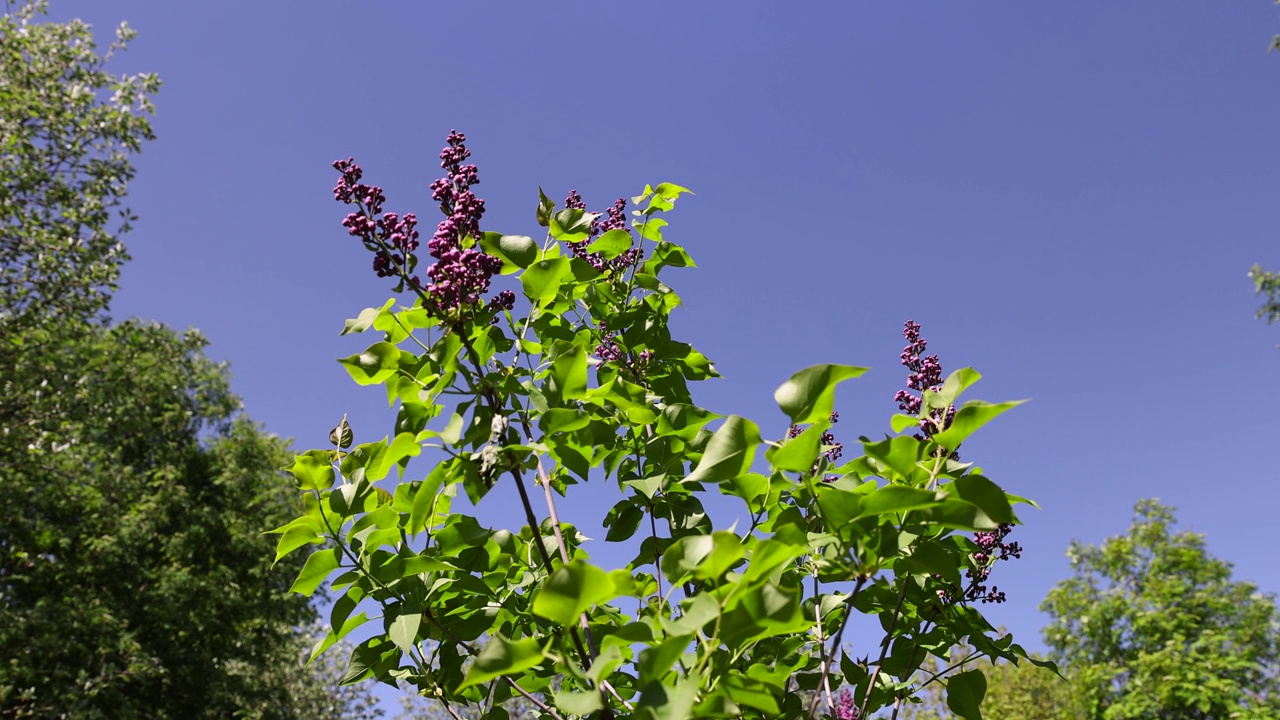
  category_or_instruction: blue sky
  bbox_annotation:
[49,0,1280,709]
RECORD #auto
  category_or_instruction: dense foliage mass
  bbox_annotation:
[279,131,1048,720]
[1041,500,1280,720]
[0,2,377,717]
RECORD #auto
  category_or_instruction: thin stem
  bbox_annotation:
[858,577,910,720]
[916,650,987,690]
[815,575,867,718]
[436,694,466,720]
[506,466,594,672]
[648,502,665,615]
[503,680,564,720]
[808,573,834,718]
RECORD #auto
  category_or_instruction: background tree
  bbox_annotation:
[1250,265,1280,329]
[0,2,378,716]
[0,0,153,328]
[1041,499,1280,720]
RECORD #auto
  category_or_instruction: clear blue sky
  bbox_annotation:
[49,0,1280,708]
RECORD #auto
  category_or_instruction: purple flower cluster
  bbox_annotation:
[487,290,516,323]
[965,523,1022,604]
[563,191,642,274]
[595,320,623,362]
[893,320,956,444]
[831,689,858,720]
[333,159,420,280]
[422,130,503,313]
[821,411,843,465]
[332,131,507,317]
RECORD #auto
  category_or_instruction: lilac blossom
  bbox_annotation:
[422,130,503,313]
[831,689,858,720]
[562,191,642,274]
[965,523,1022,604]
[333,158,419,280]
[332,130,507,317]
[893,320,957,444]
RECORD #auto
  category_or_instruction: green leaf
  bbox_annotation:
[548,340,587,400]
[721,472,768,512]
[549,208,598,242]
[933,367,983,407]
[891,413,920,434]
[683,415,760,485]
[532,559,618,626]
[858,485,943,518]
[695,532,744,580]
[863,435,926,482]
[653,182,693,199]
[661,532,743,583]
[946,669,987,720]
[341,302,391,335]
[340,636,398,685]
[290,547,340,596]
[271,517,323,564]
[931,399,1024,450]
[896,540,962,587]
[338,341,402,385]
[388,605,421,653]
[638,634,693,685]
[479,232,538,272]
[768,422,826,473]
[604,501,645,542]
[663,592,721,636]
[951,475,1013,524]
[520,257,571,305]
[407,463,448,536]
[721,582,809,649]
[554,689,604,716]
[536,186,555,227]
[288,450,335,491]
[456,635,545,691]
[585,228,633,259]
[920,497,1000,530]
[539,407,590,435]
[774,364,868,424]
[370,432,421,480]
[308,611,368,664]
[722,672,781,715]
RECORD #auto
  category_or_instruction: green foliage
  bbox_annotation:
[0,321,379,718]
[0,0,159,327]
[287,145,1044,719]
[0,3,378,715]
[1041,500,1280,719]
[1250,264,1280,331]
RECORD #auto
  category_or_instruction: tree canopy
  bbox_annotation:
[1041,500,1280,720]
[0,2,378,716]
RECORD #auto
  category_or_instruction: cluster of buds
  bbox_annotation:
[594,321,623,362]
[334,159,420,281]
[563,191,642,274]
[422,131,503,313]
[965,523,1021,604]
[893,320,957,451]
[333,131,508,317]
